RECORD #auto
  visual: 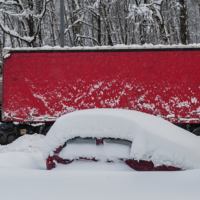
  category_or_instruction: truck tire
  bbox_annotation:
[0,134,8,145]
[193,127,200,136]
[42,126,51,135]
[7,134,16,144]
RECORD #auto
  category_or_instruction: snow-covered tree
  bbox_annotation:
[0,0,199,48]
[0,0,52,47]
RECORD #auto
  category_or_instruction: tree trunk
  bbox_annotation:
[72,0,82,46]
[151,4,168,45]
[179,0,188,44]
[35,0,43,46]
[27,0,35,47]
[101,3,113,46]
[97,10,101,45]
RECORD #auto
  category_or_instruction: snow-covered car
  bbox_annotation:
[42,109,200,171]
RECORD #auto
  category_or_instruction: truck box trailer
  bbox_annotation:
[1,45,200,144]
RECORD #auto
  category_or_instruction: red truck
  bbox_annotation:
[1,45,200,144]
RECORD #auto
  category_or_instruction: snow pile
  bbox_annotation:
[0,152,45,170]
[42,109,200,170]
[0,134,45,153]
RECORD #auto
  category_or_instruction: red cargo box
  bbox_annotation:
[2,47,200,123]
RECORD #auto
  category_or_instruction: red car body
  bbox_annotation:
[46,138,181,171]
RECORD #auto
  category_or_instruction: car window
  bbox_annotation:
[67,137,96,145]
[103,138,132,148]
[60,137,131,161]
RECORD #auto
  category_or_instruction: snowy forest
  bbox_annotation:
[0,0,199,50]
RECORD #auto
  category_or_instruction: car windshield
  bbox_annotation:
[59,137,131,161]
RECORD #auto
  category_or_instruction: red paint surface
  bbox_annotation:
[125,159,181,171]
[3,50,200,123]
[96,139,104,145]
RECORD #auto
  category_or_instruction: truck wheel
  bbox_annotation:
[6,134,16,144]
[0,134,7,145]
[193,127,200,136]
[42,126,51,136]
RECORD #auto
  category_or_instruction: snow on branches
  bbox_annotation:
[128,3,153,24]
[0,0,52,46]
[0,0,195,47]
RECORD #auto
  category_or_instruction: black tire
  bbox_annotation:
[0,134,8,145]
[193,127,200,136]
[6,134,16,144]
[42,126,51,135]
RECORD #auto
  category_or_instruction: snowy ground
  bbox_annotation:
[0,134,200,200]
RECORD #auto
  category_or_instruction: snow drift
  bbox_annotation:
[42,109,200,170]
[0,134,45,153]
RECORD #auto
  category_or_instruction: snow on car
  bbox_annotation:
[42,109,200,170]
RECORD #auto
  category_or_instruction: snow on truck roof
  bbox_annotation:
[3,44,200,57]
[42,109,200,170]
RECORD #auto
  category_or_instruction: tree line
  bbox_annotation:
[0,0,199,49]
